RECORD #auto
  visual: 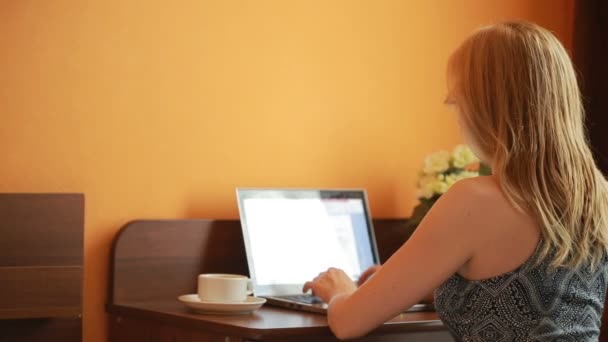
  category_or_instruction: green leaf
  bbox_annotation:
[406,198,438,229]
[479,163,492,176]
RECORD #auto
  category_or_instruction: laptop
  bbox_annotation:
[236,188,433,314]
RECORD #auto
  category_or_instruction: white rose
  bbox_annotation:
[417,175,437,199]
[432,177,449,194]
[445,170,479,188]
[452,145,480,168]
[457,170,479,180]
[423,150,451,174]
[417,174,451,199]
[444,173,458,188]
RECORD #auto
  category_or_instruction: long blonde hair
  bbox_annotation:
[448,21,608,268]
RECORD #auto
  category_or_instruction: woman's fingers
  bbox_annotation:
[302,281,313,293]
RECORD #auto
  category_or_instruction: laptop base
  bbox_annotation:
[264,296,435,315]
[264,296,328,314]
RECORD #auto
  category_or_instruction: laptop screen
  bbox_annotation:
[237,189,379,296]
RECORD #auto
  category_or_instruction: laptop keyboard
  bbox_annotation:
[281,294,324,305]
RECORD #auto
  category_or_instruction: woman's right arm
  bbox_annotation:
[326,179,493,339]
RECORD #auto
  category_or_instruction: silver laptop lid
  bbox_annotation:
[236,189,380,296]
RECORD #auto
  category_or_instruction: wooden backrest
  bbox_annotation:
[109,218,413,304]
[110,220,249,304]
[0,193,84,341]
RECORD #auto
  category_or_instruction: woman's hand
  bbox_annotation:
[302,267,357,303]
[357,265,381,286]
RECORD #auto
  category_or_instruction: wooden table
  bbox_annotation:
[107,219,453,341]
[108,301,450,341]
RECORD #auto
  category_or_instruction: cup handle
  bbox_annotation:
[247,279,254,296]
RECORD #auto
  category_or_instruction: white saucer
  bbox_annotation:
[178,294,266,315]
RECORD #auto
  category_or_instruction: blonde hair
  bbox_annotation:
[448,21,608,269]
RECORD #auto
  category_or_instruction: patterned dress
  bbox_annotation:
[435,242,608,341]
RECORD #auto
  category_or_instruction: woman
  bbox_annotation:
[303,21,608,341]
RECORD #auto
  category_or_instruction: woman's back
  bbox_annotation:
[436,242,608,341]
[450,175,540,281]
[435,176,608,340]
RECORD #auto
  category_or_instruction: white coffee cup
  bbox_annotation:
[197,274,253,303]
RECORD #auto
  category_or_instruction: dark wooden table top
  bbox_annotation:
[107,301,444,340]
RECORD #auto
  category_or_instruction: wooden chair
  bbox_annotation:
[0,193,84,341]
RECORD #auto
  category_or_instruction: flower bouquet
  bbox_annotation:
[407,145,491,230]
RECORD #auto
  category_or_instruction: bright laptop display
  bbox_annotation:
[236,189,379,297]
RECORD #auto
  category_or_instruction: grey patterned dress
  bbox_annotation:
[434,242,608,341]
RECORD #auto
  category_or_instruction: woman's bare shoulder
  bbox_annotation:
[440,176,505,208]
[427,175,520,237]
[438,175,536,243]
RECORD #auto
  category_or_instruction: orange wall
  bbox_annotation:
[0,1,572,341]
